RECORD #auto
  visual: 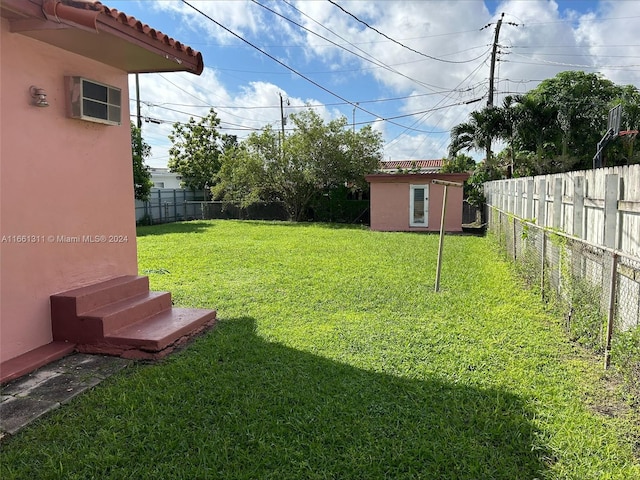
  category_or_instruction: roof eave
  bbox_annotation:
[1,0,203,75]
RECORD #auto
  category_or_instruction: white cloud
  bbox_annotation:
[128,0,639,165]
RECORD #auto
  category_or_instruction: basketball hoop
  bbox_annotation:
[619,130,638,141]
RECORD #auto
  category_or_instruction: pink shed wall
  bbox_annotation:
[367,173,469,232]
[0,19,138,362]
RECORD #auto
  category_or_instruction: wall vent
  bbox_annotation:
[66,77,121,126]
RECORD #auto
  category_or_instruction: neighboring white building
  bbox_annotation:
[150,167,182,189]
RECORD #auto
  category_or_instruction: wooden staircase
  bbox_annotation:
[51,276,216,359]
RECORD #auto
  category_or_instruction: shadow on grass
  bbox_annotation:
[221,219,369,230]
[136,220,213,237]
[136,220,368,237]
[1,318,548,479]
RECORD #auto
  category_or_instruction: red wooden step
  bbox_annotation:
[84,291,172,335]
[50,275,217,361]
[51,275,149,317]
[104,308,217,352]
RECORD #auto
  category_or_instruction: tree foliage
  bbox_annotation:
[441,153,476,173]
[168,109,228,192]
[131,122,153,201]
[449,71,640,178]
[213,108,383,221]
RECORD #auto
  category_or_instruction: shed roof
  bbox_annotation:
[1,0,203,75]
[366,172,469,183]
[379,160,444,171]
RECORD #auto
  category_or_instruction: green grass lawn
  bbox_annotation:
[1,220,638,479]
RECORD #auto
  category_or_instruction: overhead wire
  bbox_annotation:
[326,0,489,64]
[405,56,492,158]
[179,0,455,134]
[507,52,640,70]
[252,0,483,94]
[140,85,485,111]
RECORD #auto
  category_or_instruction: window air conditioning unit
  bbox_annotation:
[66,76,121,126]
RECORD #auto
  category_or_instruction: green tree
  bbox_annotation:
[214,108,383,221]
[441,153,476,173]
[525,71,629,169]
[212,127,277,207]
[168,108,226,192]
[450,71,639,177]
[449,107,507,179]
[131,122,153,201]
[607,85,640,164]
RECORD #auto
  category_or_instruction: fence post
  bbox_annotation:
[183,190,187,220]
[526,179,534,220]
[538,179,547,227]
[513,215,517,261]
[604,252,619,369]
[510,181,515,213]
[540,229,546,301]
[573,176,584,239]
[553,177,563,228]
[502,181,508,212]
[603,174,619,249]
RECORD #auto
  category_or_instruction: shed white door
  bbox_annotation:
[410,184,429,227]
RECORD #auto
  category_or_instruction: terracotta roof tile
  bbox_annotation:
[40,0,203,74]
[380,160,444,170]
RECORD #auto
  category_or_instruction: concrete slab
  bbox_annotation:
[0,353,130,440]
[0,396,59,435]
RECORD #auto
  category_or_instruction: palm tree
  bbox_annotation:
[449,106,508,176]
[510,95,560,174]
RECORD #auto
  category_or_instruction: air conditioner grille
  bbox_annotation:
[66,76,121,126]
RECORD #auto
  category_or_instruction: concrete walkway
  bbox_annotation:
[1,353,130,440]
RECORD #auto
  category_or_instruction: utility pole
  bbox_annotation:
[279,92,288,156]
[352,103,359,133]
[485,12,504,166]
[487,12,504,109]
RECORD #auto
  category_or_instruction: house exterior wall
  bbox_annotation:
[150,168,183,189]
[367,173,469,232]
[0,19,138,362]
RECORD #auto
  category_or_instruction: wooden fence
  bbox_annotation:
[484,165,640,367]
[484,164,640,258]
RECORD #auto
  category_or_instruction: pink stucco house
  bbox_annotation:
[1,0,215,383]
[366,173,470,232]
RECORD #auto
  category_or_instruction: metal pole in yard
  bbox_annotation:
[604,252,619,369]
[433,179,464,292]
[540,229,546,302]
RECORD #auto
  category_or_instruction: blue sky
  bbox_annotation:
[106,0,640,167]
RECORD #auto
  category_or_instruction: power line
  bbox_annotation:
[179,0,446,134]
[384,54,490,152]
[252,0,478,94]
[524,14,640,26]
[507,52,640,70]
[326,0,488,64]
[139,85,483,111]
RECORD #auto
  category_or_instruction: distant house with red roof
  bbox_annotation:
[379,159,444,173]
[0,0,214,383]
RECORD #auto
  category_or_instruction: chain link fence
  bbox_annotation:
[489,207,639,384]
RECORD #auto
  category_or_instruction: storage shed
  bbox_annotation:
[366,173,470,232]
